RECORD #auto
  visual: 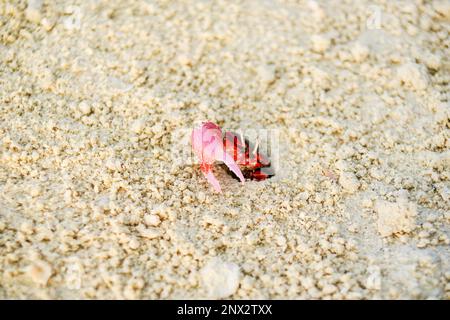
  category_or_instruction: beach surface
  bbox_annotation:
[0,0,449,299]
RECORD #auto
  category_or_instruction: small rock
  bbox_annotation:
[41,18,56,32]
[26,260,52,286]
[322,284,337,295]
[131,119,145,134]
[29,184,41,197]
[105,158,122,171]
[197,191,206,203]
[20,221,34,234]
[301,276,315,290]
[257,65,276,85]
[339,172,360,193]
[351,42,369,62]
[78,101,91,115]
[144,214,161,227]
[311,34,330,53]
[201,258,241,298]
[369,167,384,180]
[198,101,210,112]
[25,0,43,23]
[396,62,429,90]
[422,52,441,70]
[95,195,110,213]
[137,225,162,239]
[128,238,140,250]
[375,197,417,237]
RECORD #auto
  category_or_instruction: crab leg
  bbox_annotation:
[201,165,222,193]
[217,150,245,183]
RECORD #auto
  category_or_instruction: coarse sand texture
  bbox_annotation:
[0,0,449,299]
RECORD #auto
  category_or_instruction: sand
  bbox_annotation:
[0,0,449,299]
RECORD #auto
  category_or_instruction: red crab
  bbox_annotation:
[191,121,274,192]
[222,131,274,181]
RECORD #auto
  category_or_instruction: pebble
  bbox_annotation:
[25,0,43,23]
[339,172,360,193]
[201,258,241,299]
[375,197,417,237]
[128,238,140,250]
[144,214,161,227]
[351,42,369,62]
[26,260,52,286]
[78,101,92,115]
[396,62,429,90]
[131,119,145,134]
[311,34,330,53]
[137,225,162,239]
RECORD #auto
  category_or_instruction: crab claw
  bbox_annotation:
[191,121,244,192]
[217,150,245,183]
